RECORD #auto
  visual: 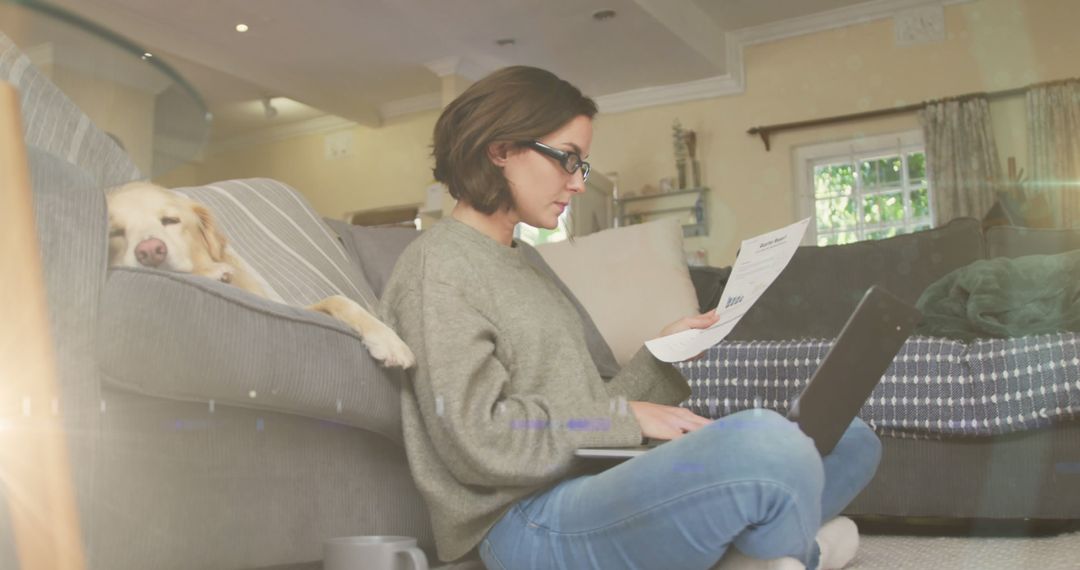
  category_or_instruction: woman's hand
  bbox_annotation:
[628,401,712,441]
[658,311,721,361]
[659,311,720,337]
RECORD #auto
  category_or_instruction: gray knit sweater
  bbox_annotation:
[380,218,691,562]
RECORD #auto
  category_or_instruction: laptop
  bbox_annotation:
[575,285,922,459]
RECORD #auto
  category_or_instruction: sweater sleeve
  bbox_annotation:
[400,277,644,489]
[603,346,692,406]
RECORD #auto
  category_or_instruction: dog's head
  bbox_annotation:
[106,182,228,272]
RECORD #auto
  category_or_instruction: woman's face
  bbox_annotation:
[497,115,593,230]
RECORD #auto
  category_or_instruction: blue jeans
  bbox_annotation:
[478,409,881,570]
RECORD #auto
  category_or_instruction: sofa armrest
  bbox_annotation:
[96,267,405,444]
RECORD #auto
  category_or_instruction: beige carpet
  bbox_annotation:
[850,531,1080,569]
[429,532,1080,569]
[263,532,1080,569]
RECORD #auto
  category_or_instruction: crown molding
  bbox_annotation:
[595,73,743,114]
[206,114,356,156]
[730,0,971,47]
[379,92,441,121]
[596,0,969,115]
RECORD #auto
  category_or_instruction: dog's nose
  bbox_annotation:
[134,238,168,267]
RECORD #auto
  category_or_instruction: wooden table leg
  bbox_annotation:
[0,81,87,569]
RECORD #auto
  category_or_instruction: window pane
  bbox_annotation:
[860,156,902,188]
[867,227,900,240]
[907,152,926,183]
[835,231,858,245]
[910,187,930,218]
[913,223,932,232]
[863,191,904,223]
[817,231,860,246]
[814,164,854,197]
[816,196,857,230]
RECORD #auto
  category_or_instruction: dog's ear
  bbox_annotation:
[193,204,228,262]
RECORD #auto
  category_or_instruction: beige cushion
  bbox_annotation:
[536,218,700,365]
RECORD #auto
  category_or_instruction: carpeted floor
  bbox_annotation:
[427,533,1080,569]
[263,531,1080,569]
[849,531,1080,569]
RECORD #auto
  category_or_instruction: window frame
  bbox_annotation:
[793,130,932,246]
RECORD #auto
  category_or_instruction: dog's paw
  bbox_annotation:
[199,262,237,284]
[362,324,416,369]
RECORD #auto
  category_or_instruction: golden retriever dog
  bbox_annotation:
[106,181,415,368]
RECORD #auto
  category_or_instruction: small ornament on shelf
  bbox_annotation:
[672,119,689,189]
[684,130,701,189]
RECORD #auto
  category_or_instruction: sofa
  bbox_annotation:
[1,33,444,570]
[684,218,1080,524]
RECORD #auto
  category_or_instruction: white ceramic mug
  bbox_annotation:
[323,535,428,570]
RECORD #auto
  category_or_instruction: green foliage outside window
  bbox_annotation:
[813,151,931,246]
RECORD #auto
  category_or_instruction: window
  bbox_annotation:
[795,131,933,246]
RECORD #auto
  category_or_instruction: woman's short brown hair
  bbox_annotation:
[432,66,597,215]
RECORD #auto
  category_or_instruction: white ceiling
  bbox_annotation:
[25,0,888,141]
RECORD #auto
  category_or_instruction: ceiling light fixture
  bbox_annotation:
[140,52,153,61]
[592,9,616,21]
[261,97,278,119]
[235,23,249,32]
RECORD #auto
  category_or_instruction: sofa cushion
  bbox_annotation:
[729,217,985,340]
[536,218,700,365]
[96,267,404,442]
[328,221,421,298]
[172,179,378,309]
[518,241,621,379]
[0,32,141,189]
[985,225,1080,258]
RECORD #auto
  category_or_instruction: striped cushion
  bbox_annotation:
[0,31,141,189]
[173,179,378,309]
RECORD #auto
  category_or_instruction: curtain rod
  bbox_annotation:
[746,84,1036,151]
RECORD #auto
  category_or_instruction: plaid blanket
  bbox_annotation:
[675,333,1080,439]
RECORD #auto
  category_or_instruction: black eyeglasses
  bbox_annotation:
[522,140,591,182]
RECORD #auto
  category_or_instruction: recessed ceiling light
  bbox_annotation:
[235,23,249,32]
[140,52,153,60]
[592,9,616,21]
[495,38,516,47]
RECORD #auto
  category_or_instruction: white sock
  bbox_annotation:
[815,516,859,570]
[713,547,805,570]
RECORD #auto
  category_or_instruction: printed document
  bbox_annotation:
[645,218,811,363]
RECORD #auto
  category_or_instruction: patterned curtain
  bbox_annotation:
[1027,79,1080,227]
[919,97,1003,225]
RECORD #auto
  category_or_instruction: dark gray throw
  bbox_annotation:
[915,250,1080,341]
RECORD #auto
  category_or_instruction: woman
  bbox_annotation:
[380,66,881,570]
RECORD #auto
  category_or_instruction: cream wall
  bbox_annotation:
[156,109,441,220]
[47,65,156,173]
[159,0,1079,265]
